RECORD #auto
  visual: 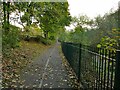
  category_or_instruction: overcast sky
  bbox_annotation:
[67,0,120,18]
[65,0,120,30]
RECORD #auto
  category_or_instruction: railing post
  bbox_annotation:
[114,50,120,90]
[78,44,82,82]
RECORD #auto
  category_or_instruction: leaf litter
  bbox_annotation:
[2,41,49,88]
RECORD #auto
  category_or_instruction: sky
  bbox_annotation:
[65,0,120,30]
[67,0,120,18]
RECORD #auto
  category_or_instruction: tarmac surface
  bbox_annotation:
[18,43,74,89]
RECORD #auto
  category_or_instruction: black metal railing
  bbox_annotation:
[61,42,120,90]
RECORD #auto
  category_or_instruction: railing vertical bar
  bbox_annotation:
[107,50,110,89]
[96,48,99,89]
[91,46,94,88]
[93,47,95,89]
[78,44,81,82]
[101,48,104,89]
[84,45,86,71]
[110,50,114,90]
[98,48,101,90]
[98,48,102,90]
[92,47,94,75]
[99,48,101,90]
[93,48,95,89]
[104,49,107,89]
[95,47,97,89]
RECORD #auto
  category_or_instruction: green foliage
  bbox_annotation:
[20,24,52,45]
[35,35,52,45]
[63,10,119,48]
[35,2,71,39]
[60,15,98,45]
[2,25,20,49]
[49,36,55,40]
[95,10,119,49]
[97,36,117,50]
[60,11,118,48]
[61,30,99,45]
[12,2,71,40]
[23,24,43,36]
[59,15,100,46]
[59,31,71,42]
[21,34,52,45]
[21,13,29,23]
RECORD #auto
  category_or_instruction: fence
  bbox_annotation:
[61,42,120,90]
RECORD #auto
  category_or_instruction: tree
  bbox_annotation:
[94,10,119,49]
[38,2,71,39]
[12,2,71,39]
[65,15,94,45]
[2,1,21,49]
[12,2,35,27]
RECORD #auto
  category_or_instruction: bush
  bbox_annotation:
[49,36,55,40]
[21,35,51,45]
[36,35,52,45]
[2,25,20,49]
[24,35,31,41]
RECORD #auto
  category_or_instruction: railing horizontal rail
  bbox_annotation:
[63,43,116,62]
[80,48,116,62]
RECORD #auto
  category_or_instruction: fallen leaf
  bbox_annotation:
[20,85,24,88]
[63,79,67,82]
[50,86,52,88]
[25,86,29,88]
[44,84,48,86]
[35,69,38,71]
[70,76,74,79]
[36,80,38,82]
[33,85,37,87]
[12,79,16,83]
[58,85,60,88]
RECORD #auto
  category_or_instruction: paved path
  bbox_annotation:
[18,43,73,89]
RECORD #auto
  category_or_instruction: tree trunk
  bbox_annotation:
[3,2,6,31]
[26,3,31,26]
[3,2,10,34]
[7,2,10,31]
